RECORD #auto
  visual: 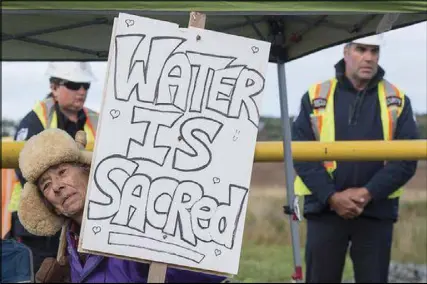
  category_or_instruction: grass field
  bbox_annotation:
[231,161,427,282]
[235,242,355,283]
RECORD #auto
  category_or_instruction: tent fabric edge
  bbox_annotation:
[2,1,427,13]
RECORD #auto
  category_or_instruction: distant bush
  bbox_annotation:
[1,118,18,138]
[258,114,427,141]
[416,114,427,139]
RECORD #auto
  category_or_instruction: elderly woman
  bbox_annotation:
[17,128,229,283]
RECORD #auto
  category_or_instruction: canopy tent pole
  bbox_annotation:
[277,62,303,283]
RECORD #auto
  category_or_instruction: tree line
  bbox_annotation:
[257,114,427,140]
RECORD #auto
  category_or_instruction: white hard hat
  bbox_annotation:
[351,34,382,47]
[45,62,96,83]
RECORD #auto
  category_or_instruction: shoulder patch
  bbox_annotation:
[386,96,402,107]
[16,128,28,141]
[312,98,327,109]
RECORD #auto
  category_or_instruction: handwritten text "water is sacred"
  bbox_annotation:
[114,35,266,128]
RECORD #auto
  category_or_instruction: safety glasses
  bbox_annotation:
[60,81,90,91]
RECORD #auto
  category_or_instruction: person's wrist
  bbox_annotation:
[327,192,338,206]
[360,187,372,202]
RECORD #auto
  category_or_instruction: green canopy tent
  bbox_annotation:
[2,1,427,282]
[2,2,427,62]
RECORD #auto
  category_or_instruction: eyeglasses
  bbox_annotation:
[60,81,90,91]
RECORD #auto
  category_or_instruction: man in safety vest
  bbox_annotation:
[7,62,99,273]
[292,35,419,283]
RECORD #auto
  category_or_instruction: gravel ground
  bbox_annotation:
[344,262,427,283]
[388,262,427,283]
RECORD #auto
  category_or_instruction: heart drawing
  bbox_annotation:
[214,249,221,256]
[125,19,135,27]
[251,46,259,54]
[213,177,220,184]
[110,109,120,119]
[92,226,101,235]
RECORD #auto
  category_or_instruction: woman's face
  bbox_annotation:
[37,163,89,218]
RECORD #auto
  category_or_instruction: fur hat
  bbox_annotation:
[17,128,92,236]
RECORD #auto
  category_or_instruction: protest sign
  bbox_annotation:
[79,12,271,275]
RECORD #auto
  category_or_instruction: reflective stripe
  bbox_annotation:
[378,80,405,198]
[83,108,98,144]
[32,101,48,129]
[294,79,404,199]
[380,80,405,140]
[44,98,56,128]
[319,80,337,172]
[310,80,329,140]
[309,84,322,140]
[8,181,22,212]
[51,111,58,129]
[2,168,15,239]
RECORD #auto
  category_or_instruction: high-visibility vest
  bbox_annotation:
[294,78,405,199]
[5,98,98,218]
[2,137,15,239]
[32,97,98,143]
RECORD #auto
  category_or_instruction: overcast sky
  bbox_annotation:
[2,22,426,122]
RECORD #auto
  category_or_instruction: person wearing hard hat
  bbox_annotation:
[292,34,419,282]
[7,62,99,274]
[16,128,229,283]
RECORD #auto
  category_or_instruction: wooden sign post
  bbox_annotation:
[147,12,206,282]
[78,10,271,282]
[147,261,168,283]
[188,11,206,29]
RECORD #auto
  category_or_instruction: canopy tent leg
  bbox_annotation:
[277,62,303,283]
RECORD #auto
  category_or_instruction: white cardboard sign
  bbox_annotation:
[79,12,271,275]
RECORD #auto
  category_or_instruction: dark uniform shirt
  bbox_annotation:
[292,59,419,221]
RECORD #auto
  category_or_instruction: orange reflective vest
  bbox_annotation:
[2,140,15,239]
[32,97,98,143]
[2,98,98,239]
[294,78,405,199]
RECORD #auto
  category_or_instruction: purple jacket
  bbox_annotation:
[66,230,228,283]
